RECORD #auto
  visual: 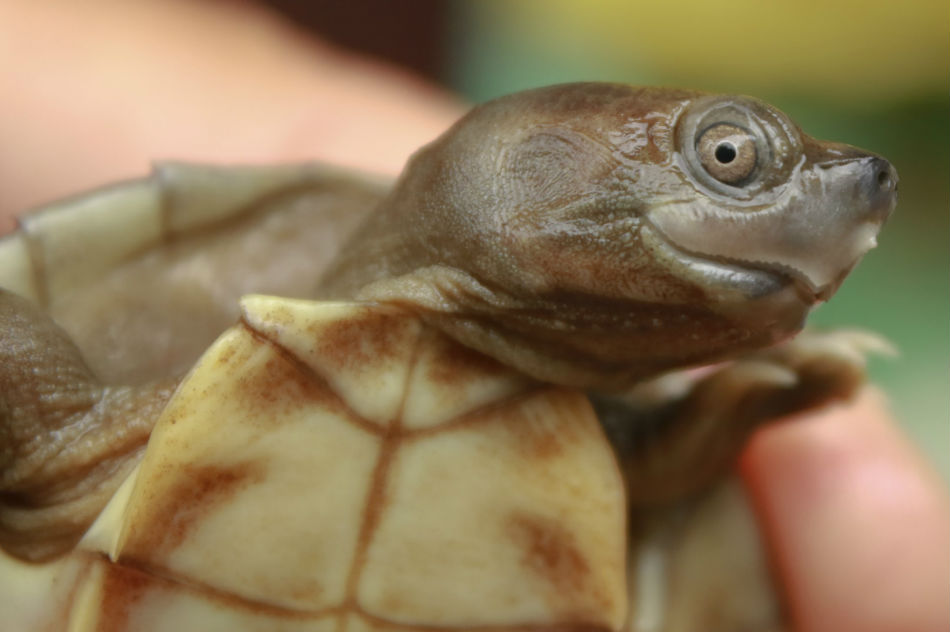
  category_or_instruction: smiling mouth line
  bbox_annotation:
[638,219,827,303]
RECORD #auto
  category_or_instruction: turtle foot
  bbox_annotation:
[597,329,893,506]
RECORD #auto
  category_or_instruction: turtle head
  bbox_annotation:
[321,83,896,389]
[641,92,897,305]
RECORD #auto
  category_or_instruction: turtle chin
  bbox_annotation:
[639,219,811,308]
[637,219,814,349]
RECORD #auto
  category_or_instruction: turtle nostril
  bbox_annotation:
[864,157,898,222]
[877,169,892,191]
[873,159,898,194]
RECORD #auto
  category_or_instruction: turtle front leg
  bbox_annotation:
[0,290,177,562]
[596,330,893,506]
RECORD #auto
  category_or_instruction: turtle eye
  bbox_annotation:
[696,124,757,185]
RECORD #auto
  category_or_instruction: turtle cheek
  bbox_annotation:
[496,216,639,300]
[492,228,577,298]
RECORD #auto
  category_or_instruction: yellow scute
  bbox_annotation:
[7,298,627,630]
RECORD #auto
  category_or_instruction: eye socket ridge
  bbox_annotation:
[675,95,802,204]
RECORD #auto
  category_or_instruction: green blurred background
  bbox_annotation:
[438,0,949,478]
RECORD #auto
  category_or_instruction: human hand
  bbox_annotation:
[1,0,946,630]
[0,0,462,230]
[742,389,949,630]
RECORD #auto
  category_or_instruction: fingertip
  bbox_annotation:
[741,389,950,630]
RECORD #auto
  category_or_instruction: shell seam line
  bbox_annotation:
[239,318,384,437]
[402,383,554,440]
[92,553,339,619]
[336,322,425,629]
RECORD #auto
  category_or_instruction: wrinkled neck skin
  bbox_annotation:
[318,83,896,391]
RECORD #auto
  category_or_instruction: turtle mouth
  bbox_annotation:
[638,219,817,304]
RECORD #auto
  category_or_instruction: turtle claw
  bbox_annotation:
[600,328,893,506]
[759,328,896,368]
[742,328,895,416]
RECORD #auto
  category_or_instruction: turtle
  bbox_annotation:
[0,83,897,630]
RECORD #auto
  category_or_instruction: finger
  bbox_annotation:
[741,388,950,630]
[0,0,463,231]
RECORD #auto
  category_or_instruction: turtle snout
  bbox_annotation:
[864,156,898,223]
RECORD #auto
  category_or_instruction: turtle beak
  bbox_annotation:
[805,139,899,222]
[791,140,898,301]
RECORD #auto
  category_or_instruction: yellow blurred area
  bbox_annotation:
[484,0,947,100]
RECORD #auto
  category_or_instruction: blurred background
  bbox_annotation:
[267,0,950,479]
[1,0,946,478]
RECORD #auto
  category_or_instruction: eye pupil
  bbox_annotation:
[715,142,737,164]
[695,123,758,186]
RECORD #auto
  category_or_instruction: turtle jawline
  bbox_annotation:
[640,220,814,304]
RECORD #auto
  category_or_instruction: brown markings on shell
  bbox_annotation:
[496,389,594,461]
[313,308,415,373]
[90,320,615,628]
[508,512,591,595]
[163,322,350,434]
[212,336,238,368]
[241,321,384,435]
[506,416,566,461]
[506,510,614,626]
[424,332,510,387]
[94,557,606,632]
[101,556,343,622]
[507,512,613,629]
[235,326,333,422]
[97,561,153,630]
[236,354,320,424]
[124,461,263,560]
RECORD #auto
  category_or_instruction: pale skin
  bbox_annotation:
[0,0,946,630]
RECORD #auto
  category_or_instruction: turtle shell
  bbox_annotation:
[0,163,391,385]
[0,296,627,630]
